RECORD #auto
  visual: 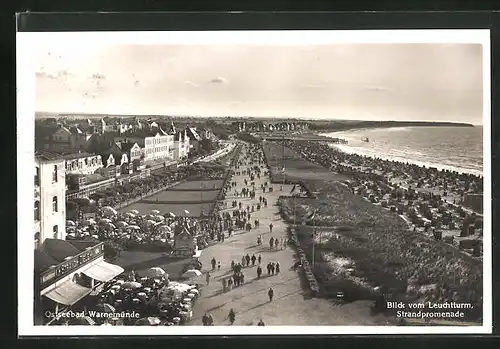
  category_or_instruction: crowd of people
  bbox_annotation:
[49,268,201,326]
[277,139,483,201]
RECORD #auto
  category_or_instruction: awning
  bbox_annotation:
[44,280,92,306]
[82,261,124,282]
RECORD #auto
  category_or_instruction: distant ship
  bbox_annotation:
[362,137,369,142]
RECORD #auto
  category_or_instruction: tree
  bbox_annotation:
[104,241,124,261]
[66,201,78,219]
[199,138,217,152]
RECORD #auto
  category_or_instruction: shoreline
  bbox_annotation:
[316,131,483,178]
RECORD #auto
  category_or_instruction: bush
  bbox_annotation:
[104,241,124,261]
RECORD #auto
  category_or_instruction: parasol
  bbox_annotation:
[122,281,142,289]
[129,210,139,215]
[143,267,167,278]
[83,219,97,226]
[149,209,161,215]
[66,220,76,226]
[101,206,118,216]
[182,269,202,279]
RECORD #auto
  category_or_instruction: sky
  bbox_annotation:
[35,43,484,124]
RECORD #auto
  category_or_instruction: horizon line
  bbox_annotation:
[34,111,480,125]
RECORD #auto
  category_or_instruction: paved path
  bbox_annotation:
[188,143,384,326]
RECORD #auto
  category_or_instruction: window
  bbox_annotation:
[53,225,58,239]
[34,167,40,186]
[52,165,58,182]
[52,196,58,212]
[34,232,40,249]
[34,201,40,221]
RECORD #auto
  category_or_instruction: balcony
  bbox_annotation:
[34,186,40,198]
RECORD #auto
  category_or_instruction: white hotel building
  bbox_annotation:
[34,151,67,248]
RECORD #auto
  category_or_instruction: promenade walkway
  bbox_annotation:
[188,143,384,326]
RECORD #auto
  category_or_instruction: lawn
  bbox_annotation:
[261,141,348,184]
[170,179,224,191]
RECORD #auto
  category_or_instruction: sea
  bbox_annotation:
[320,126,483,177]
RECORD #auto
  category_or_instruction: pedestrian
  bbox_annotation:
[257,319,265,326]
[257,265,262,279]
[251,254,256,266]
[202,313,208,326]
[276,262,280,274]
[231,260,235,271]
[206,272,211,285]
[269,223,273,234]
[258,254,262,265]
[228,308,236,325]
[267,263,271,275]
[271,262,275,275]
[222,278,227,292]
[207,313,214,326]
[227,278,233,289]
[283,237,287,249]
[241,256,246,267]
[241,273,245,284]
[245,254,251,266]
[233,273,238,287]
[218,261,221,271]
[275,239,280,250]
[269,237,274,249]
[268,287,274,302]
[211,257,216,271]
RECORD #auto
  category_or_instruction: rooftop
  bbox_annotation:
[35,239,102,273]
[35,150,64,162]
[61,152,99,160]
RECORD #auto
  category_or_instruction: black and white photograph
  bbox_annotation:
[17,29,491,335]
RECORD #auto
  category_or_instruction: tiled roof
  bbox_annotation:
[61,152,98,160]
[35,150,64,161]
[119,142,138,153]
[39,238,82,263]
[119,130,159,138]
[34,249,59,273]
[186,127,202,141]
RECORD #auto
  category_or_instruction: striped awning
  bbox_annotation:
[44,280,92,306]
[82,261,124,282]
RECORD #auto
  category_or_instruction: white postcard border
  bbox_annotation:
[17,29,492,336]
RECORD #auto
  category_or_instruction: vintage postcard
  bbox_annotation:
[17,29,491,335]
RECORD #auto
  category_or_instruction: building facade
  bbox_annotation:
[172,130,191,161]
[35,152,67,248]
[114,129,175,163]
[63,153,104,175]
